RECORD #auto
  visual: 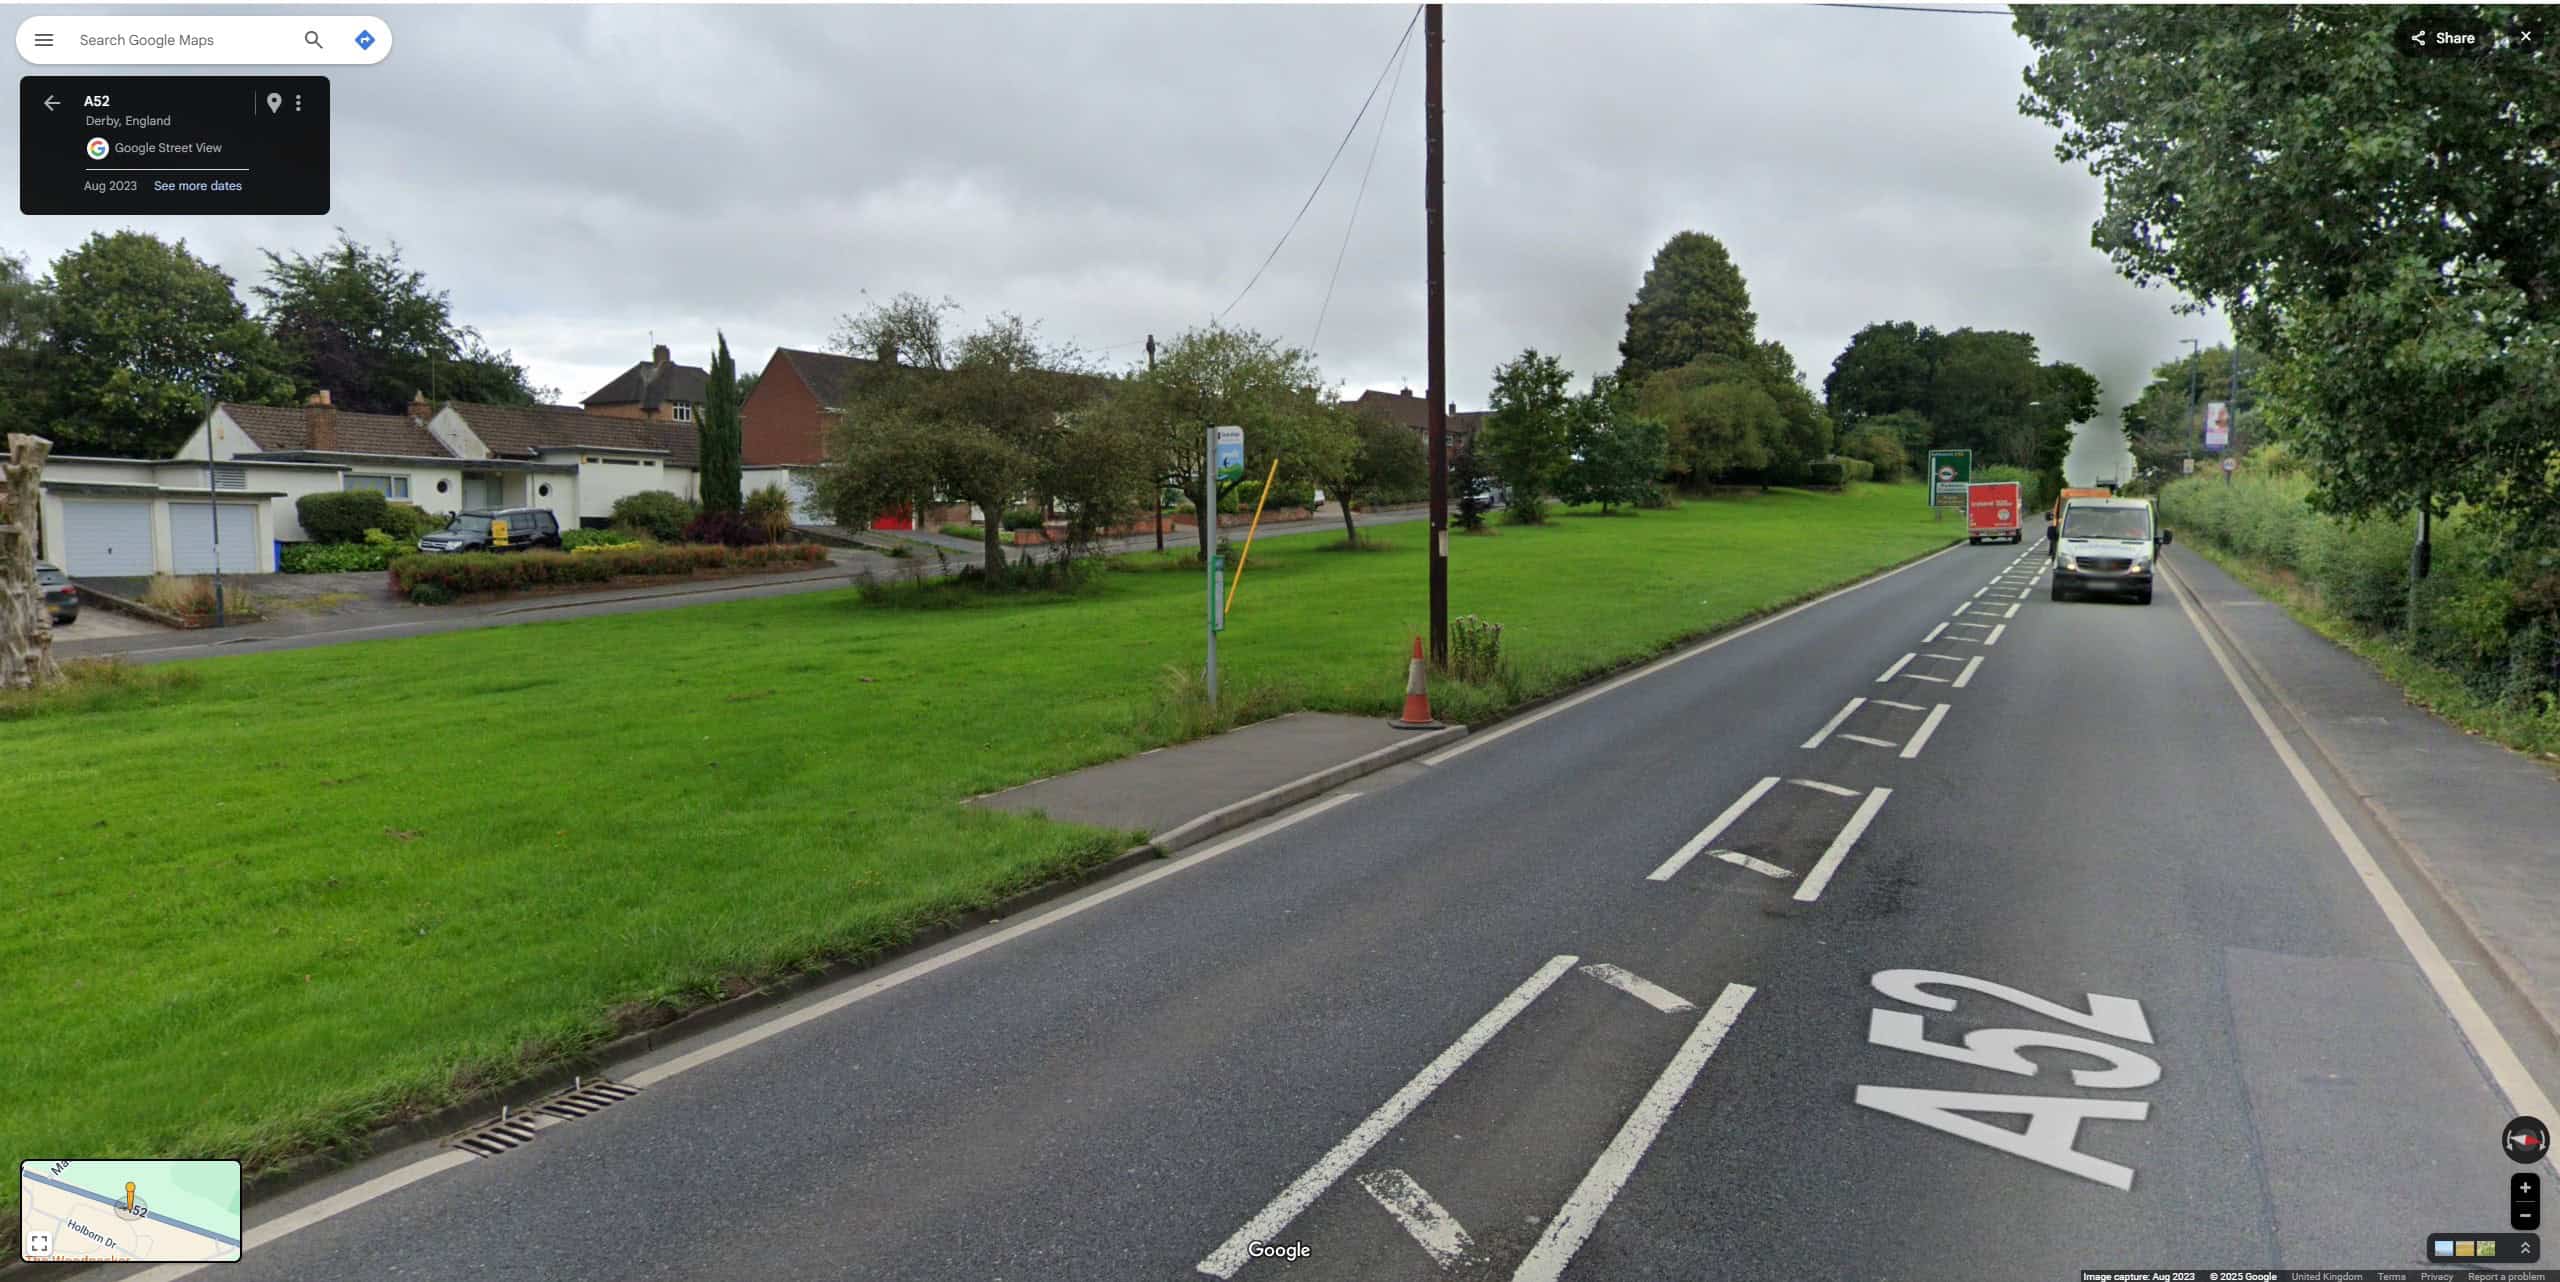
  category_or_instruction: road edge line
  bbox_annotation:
[2164,562,2558,1124]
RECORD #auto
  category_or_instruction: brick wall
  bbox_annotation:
[741,355,828,466]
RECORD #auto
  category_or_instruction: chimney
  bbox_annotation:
[409,390,432,427]
[304,390,338,451]
[1448,402,1457,416]
[651,344,670,368]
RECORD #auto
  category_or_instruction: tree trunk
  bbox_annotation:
[979,500,1007,580]
[2,434,64,691]
[1339,493,1360,546]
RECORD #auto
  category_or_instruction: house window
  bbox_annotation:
[346,473,410,499]
[672,402,694,422]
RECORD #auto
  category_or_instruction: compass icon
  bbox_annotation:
[2507,1115,2550,1164]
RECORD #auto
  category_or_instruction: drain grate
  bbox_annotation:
[446,1077,641,1158]
[538,1079,641,1121]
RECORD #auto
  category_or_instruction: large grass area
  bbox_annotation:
[1,483,1955,1209]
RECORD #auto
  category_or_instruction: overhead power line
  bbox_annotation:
[1814,3,2014,14]
[1219,6,1425,324]
[1312,8,1417,351]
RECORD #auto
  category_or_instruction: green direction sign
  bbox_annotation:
[1927,449,1973,507]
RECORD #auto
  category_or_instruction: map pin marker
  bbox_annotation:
[266,93,282,114]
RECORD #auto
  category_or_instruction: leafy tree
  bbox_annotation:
[1748,340,1833,482]
[1617,231,1758,386]
[2120,344,2264,490]
[0,252,48,439]
[1450,442,1492,531]
[698,333,744,514]
[736,368,762,403]
[1109,324,1353,558]
[1561,376,1669,512]
[29,232,292,457]
[1924,329,2041,463]
[1824,321,1942,424]
[1839,424,1911,483]
[255,233,542,413]
[2016,5,2560,527]
[1482,349,1576,523]
[1312,408,1427,546]
[819,313,1103,577]
[2031,360,2101,504]
[832,290,958,371]
[1636,355,1779,484]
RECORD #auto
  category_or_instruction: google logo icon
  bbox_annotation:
[85,137,110,160]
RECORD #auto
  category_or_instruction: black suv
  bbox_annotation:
[417,507,563,554]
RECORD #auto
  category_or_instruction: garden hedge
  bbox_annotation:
[389,543,826,599]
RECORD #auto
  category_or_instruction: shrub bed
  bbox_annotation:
[280,531,408,573]
[390,543,826,600]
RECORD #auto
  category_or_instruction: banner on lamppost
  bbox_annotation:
[2203,402,2231,452]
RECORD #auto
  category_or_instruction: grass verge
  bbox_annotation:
[2185,536,2560,762]
[1,482,1953,1214]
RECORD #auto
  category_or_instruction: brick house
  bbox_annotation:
[1343,388,1488,455]
[582,344,712,425]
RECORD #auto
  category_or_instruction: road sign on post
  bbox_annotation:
[1927,449,1972,508]
[2222,456,2236,482]
[1204,426,1241,707]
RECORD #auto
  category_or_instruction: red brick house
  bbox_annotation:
[1343,388,1488,455]
[740,347,884,467]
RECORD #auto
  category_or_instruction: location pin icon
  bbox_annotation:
[266,92,282,114]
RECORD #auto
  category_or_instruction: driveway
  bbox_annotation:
[54,548,897,665]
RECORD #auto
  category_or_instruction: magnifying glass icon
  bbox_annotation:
[303,29,323,48]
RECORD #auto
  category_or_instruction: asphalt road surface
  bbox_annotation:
[118,537,2560,1282]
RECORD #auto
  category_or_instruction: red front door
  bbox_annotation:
[870,505,913,531]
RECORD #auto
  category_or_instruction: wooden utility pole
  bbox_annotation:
[1425,3,1448,667]
[2,434,63,690]
[1149,334,1165,553]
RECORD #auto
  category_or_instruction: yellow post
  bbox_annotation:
[1226,459,1280,615]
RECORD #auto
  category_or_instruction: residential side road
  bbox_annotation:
[103,538,2560,1282]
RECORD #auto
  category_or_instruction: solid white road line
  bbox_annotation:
[1787,777,1859,797]
[1196,954,1580,1277]
[1870,700,1927,712]
[1905,672,1951,684]
[1711,849,1795,880]
[1423,544,1965,766]
[1921,652,1965,662]
[1838,733,1900,749]
[1358,1168,1476,1269]
[2168,571,2560,1128]
[1952,656,1984,689]
[1876,653,1915,682]
[141,797,1370,1282]
[636,793,1362,1093]
[1794,787,1893,903]
[1512,983,1757,1282]
[1899,705,1951,759]
[1581,962,1700,1013]
[124,1153,478,1282]
[1648,776,1781,881]
[1923,622,1948,643]
[1801,698,1866,750]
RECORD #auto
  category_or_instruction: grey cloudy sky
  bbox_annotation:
[3,3,2235,481]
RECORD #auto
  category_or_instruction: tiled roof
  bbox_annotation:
[220,403,451,457]
[583,358,711,411]
[1344,389,1488,439]
[774,347,887,410]
[447,402,700,468]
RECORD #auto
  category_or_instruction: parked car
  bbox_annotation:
[417,507,563,554]
[35,561,77,625]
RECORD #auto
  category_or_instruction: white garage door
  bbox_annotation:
[170,503,258,574]
[56,499,156,577]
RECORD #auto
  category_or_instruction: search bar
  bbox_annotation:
[16,16,392,65]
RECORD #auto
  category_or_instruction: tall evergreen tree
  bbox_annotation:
[699,332,744,515]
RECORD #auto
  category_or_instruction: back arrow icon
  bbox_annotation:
[42,95,59,111]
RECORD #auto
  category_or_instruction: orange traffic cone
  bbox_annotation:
[1392,636,1443,729]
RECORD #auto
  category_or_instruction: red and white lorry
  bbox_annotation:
[1966,480,2023,544]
